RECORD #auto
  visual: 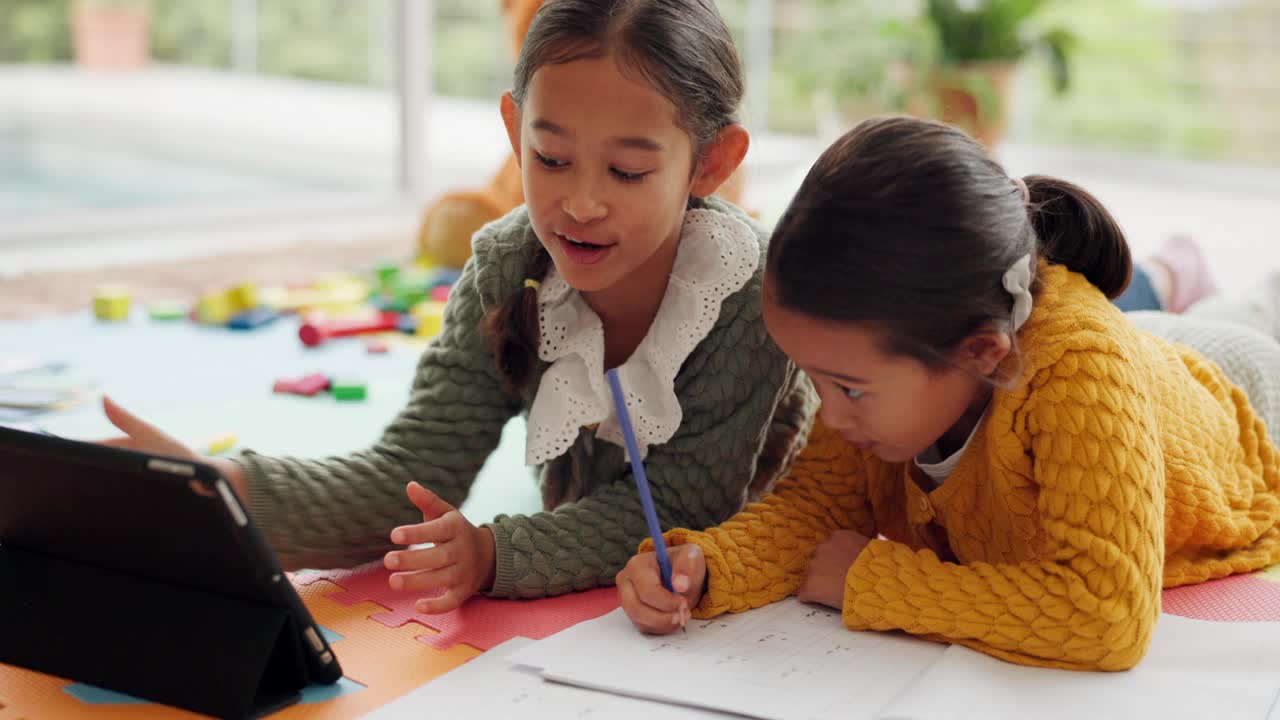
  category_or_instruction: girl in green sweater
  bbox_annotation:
[99,0,815,613]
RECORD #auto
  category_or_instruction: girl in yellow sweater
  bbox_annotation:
[617,115,1280,671]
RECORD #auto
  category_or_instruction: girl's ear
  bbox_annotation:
[690,123,749,199]
[500,91,523,167]
[953,327,1013,377]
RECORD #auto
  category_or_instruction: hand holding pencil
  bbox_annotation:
[607,368,703,635]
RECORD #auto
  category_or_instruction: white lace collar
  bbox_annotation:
[524,208,759,466]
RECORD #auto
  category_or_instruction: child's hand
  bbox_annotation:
[797,529,871,610]
[617,544,706,634]
[384,481,496,614]
[99,395,249,498]
[100,395,199,461]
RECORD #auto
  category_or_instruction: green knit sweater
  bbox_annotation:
[240,197,816,598]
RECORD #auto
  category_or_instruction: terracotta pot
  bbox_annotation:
[71,5,151,72]
[928,61,1017,149]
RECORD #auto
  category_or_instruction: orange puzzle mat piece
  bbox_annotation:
[0,580,480,719]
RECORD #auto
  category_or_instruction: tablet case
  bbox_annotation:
[0,427,342,719]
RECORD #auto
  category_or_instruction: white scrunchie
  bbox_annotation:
[1003,254,1034,331]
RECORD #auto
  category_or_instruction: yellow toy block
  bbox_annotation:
[411,301,446,338]
[92,286,131,322]
[197,290,234,325]
[228,283,259,312]
[203,433,239,456]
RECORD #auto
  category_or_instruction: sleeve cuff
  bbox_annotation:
[639,528,733,619]
[238,450,278,534]
[483,519,520,598]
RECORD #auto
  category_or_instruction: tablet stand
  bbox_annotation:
[0,547,312,720]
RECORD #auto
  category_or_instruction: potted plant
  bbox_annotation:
[69,0,151,72]
[773,0,920,139]
[896,0,1075,147]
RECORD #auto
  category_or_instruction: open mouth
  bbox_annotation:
[557,232,614,265]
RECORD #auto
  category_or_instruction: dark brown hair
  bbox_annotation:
[482,0,745,393]
[767,115,1132,371]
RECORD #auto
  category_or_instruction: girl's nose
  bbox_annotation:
[563,181,607,224]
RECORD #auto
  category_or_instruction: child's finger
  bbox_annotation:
[619,577,679,635]
[670,544,705,594]
[385,542,455,572]
[390,513,464,546]
[102,396,160,440]
[415,588,469,614]
[405,481,455,522]
[631,564,684,615]
[98,437,138,448]
[390,564,462,594]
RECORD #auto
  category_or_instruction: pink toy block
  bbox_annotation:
[273,373,331,397]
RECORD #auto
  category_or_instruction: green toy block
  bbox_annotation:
[148,301,188,321]
[331,379,367,402]
[376,261,401,293]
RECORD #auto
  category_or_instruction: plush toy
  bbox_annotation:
[416,0,747,268]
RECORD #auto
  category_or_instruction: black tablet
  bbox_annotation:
[0,425,343,720]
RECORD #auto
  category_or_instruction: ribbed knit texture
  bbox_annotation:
[650,263,1280,671]
[240,197,816,598]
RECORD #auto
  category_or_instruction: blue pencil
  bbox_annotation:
[605,369,675,593]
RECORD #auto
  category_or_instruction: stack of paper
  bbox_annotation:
[367,597,1280,720]
[0,355,92,423]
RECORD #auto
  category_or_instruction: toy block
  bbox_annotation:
[273,285,369,314]
[315,272,370,294]
[272,373,330,397]
[92,286,131,322]
[330,380,367,402]
[427,268,462,290]
[257,285,289,312]
[410,301,446,339]
[375,262,400,293]
[227,283,259,312]
[196,290,234,326]
[226,307,280,331]
[203,432,238,456]
[429,284,451,303]
[299,311,401,347]
[365,340,389,354]
[396,314,419,335]
[147,301,187,321]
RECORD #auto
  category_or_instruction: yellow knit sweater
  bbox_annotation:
[658,263,1280,671]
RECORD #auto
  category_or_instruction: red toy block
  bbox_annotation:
[273,373,331,397]
[299,311,401,348]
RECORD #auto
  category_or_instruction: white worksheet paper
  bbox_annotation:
[509,598,1280,720]
[360,637,736,720]
[877,613,1280,720]
[508,598,945,720]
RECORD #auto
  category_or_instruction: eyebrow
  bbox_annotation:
[531,117,664,152]
[810,367,870,385]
